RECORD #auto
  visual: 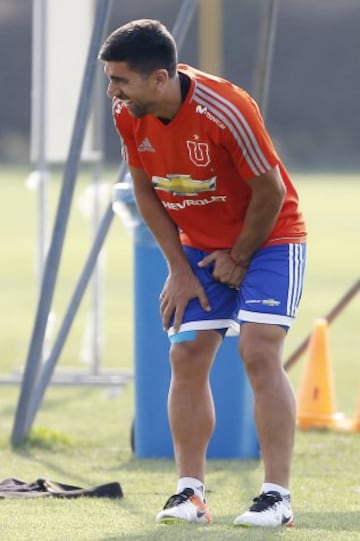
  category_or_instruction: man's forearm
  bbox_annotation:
[135,189,190,271]
[230,195,283,265]
[230,168,285,265]
[130,165,191,271]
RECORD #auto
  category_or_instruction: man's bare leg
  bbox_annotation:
[239,322,295,488]
[234,322,295,528]
[168,330,222,482]
[155,330,221,524]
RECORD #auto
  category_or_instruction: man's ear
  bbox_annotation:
[152,69,169,91]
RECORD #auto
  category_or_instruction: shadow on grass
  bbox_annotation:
[10,449,92,486]
[97,524,285,541]
[0,387,96,419]
[97,512,360,540]
[105,454,260,474]
[294,511,360,531]
[10,431,95,486]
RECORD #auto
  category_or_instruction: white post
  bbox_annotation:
[30,0,49,287]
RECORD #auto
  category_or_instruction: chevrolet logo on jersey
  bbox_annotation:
[152,175,216,196]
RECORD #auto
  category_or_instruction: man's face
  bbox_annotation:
[104,61,158,118]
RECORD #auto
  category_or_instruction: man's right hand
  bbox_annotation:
[159,269,211,333]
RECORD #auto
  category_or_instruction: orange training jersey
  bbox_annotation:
[113,64,306,251]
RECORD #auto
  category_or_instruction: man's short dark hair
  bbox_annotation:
[98,19,178,78]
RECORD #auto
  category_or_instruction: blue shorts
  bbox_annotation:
[168,243,306,339]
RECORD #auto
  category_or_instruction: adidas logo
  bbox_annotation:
[138,137,155,152]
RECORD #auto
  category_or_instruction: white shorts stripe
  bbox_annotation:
[287,244,305,317]
[238,310,294,327]
[168,319,239,337]
[294,244,305,313]
[287,244,295,316]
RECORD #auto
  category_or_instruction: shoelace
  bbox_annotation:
[248,491,283,512]
[163,487,195,509]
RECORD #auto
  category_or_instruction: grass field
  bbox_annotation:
[0,167,359,540]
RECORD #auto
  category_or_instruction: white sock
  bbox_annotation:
[261,482,290,498]
[177,477,205,500]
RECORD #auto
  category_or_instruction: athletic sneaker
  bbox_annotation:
[155,487,212,524]
[233,490,294,528]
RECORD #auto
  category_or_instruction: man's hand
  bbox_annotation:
[159,269,211,332]
[198,250,247,289]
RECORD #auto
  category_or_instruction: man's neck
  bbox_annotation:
[157,72,190,123]
[155,74,182,121]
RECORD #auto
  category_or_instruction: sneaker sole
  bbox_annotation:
[157,517,188,525]
[157,517,210,525]
[234,520,295,528]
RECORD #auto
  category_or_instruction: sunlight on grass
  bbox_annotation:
[25,427,74,450]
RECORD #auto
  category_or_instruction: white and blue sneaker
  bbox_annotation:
[234,491,294,528]
[155,488,212,525]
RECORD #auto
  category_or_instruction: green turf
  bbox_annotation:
[0,168,359,540]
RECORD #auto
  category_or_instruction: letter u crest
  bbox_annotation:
[186,141,210,167]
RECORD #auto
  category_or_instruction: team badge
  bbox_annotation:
[186,141,211,167]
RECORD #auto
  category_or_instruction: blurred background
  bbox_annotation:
[1,0,360,170]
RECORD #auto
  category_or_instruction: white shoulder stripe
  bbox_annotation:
[194,92,262,175]
[194,83,271,175]
[194,84,270,174]
[196,83,271,171]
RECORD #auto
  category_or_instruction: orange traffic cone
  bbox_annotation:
[296,318,345,429]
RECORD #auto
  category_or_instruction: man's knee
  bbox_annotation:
[170,339,197,366]
[239,324,286,377]
[169,330,220,377]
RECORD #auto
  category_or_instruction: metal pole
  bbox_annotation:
[88,57,106,376]
[30,0,49,286]
[252,0,279,117]
[172,0,199,52]
[24,203,115,433]
[11,0,112,446]
[25,159,127,428]
[13,0,199,442]
[285,279,360,372]
[89,160,104,376]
